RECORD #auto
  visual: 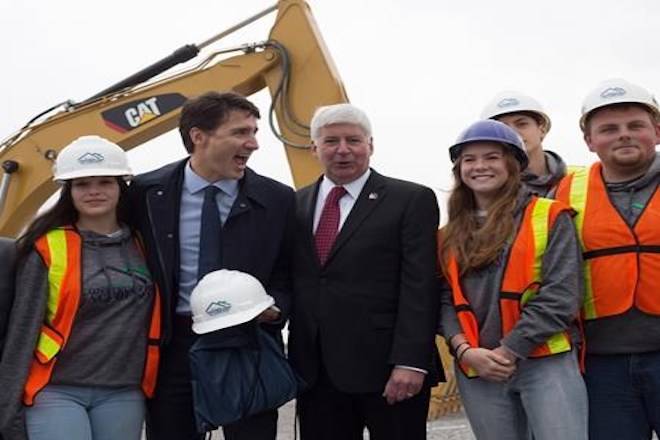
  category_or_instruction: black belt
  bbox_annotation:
[583,245,660,260]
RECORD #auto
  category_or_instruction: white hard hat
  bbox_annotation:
[191,269,275,334]
[581,78,659,131]
[53,135,132,182]
[481,91,552,134]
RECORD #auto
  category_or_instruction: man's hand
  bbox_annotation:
[461,347,516,382]
[256,307,280,323]
[382,367,425,405]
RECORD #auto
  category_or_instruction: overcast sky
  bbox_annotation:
[2,0,659,205]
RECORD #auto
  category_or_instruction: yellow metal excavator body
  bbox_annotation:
[0,0,347,236]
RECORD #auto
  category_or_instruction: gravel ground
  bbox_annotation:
[209,402,659,440]
[209,401,475,440]
[148,402,660,440]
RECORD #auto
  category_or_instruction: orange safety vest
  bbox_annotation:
[555,163,660,320]
[445,197,573,378]
[23,227,161,405]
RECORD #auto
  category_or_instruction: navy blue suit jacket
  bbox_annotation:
[128,159,295,345]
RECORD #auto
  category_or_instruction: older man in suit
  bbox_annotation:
[289,103,442,440]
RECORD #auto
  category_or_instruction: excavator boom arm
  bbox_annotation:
[0,0,347,236]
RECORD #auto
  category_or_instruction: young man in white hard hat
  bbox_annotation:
[128,92,294,440]
[555,79,660,439]
[481,91,566,196]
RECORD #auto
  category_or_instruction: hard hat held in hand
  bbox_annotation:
[481,91,552,134]
[580,79,659,130]
[191,269,275,334]
[449,119,528,169]
[53,135,132,182]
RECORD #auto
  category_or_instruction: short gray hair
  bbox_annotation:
[310,103,372,141]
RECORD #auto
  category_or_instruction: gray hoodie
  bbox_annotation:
[438,188,583,358]
[50,226,154,386]
[0,226,154,439]
[522,150,567,197]
[582,152,660,355]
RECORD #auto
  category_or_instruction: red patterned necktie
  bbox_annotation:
[315,186,347,265]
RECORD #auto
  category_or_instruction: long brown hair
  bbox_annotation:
[439,147,522,276]
[16,178,130,262]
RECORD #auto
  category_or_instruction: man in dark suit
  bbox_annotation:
[289,103,442,440]
[128,92,294,440]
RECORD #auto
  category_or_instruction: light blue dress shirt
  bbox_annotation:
[176,162,238,314]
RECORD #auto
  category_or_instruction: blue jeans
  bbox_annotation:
[585,351,660,440]
[457,350,588,440]
[25,384,145,440]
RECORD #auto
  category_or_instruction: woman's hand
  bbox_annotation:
[462,347,516,382]
[492,345,518,364]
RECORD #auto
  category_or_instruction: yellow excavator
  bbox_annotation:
[0,0,346,237]
[0,0,458,420]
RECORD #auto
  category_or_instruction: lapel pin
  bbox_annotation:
[368,192,378,200]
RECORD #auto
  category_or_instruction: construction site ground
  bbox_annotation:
[145,400,660,439]
[210,401,475,440]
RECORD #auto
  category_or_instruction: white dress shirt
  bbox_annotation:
[313,169,371,233]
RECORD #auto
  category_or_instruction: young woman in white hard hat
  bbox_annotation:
[437,120,587,440]
[481,91,566,196]
[0,136,161,440]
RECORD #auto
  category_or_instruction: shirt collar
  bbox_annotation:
[320,168,371,200]
[184,160,239,197]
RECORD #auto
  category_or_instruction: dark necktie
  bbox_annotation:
[315,186,347,265]
[198,185,223,280]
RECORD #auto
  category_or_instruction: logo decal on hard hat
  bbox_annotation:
[600,87,626,99]
[206,300,232,316]
[77,152,105,164]
[497,98,520,108]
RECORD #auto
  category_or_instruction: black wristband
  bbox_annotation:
[452,341,469,356]
[457,346,471,363]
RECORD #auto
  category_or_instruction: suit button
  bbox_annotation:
[167,233,173,239]
[156,190,163,196]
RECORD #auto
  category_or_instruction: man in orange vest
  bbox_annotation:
[555,78,660,439]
